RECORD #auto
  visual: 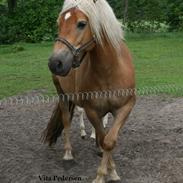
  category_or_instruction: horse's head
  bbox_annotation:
[48,8,95,76]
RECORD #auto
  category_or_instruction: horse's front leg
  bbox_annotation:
[42,100,75,160]
[85,108,106,183]
[60,103,74,160]
[89,97,135,183]
[103,96,136,181]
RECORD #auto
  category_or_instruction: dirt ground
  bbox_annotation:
[0,94,183,183]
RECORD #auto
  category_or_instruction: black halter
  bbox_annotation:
[55,36,96,68]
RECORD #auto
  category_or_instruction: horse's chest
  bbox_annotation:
[83,97,124,114]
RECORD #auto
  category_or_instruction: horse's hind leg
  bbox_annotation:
[90,126,96,139]
[90,113,109,139]
[103,113,108,128]
[77,107,87,139]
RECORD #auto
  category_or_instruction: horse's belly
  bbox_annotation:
[80,96,129,115]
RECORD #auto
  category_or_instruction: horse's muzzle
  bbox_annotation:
[48,51,73,76]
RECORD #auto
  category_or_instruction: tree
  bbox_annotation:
[107,0,122,18]
[123,0,129,23]
[7,0,17,13]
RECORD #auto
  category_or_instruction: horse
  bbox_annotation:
[76,106,109,139]
[43,0,136,182]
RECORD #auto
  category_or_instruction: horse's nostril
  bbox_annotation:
[48,53,72,76]
[57,61,63,69]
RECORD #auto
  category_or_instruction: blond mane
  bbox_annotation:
[60,0,124,53]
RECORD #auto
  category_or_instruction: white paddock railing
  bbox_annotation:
[0,84,183,107]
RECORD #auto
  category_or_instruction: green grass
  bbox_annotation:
[0,42,56,99]
[126,32,183,96]
[0,32,183,99]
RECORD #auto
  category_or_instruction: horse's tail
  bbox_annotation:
[42,103,64,146]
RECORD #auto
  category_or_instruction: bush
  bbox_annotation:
[0,0,63,44]
[0,15,18,43]
[1,0,182,44]
[127,21,169,33]
[167,0,183,31]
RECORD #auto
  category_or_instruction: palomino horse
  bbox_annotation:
[43,0,136,182]
[77,106,109,139]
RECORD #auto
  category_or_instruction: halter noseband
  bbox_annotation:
[55,36,96,68]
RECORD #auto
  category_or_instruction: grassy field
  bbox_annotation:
[0,32,183,99]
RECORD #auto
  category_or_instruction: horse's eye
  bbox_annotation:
[77,21,87,30]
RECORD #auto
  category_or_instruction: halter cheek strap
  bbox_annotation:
[55,36,96,68]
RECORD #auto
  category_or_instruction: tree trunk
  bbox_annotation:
[123,0,129,24]
[8,0,17,13]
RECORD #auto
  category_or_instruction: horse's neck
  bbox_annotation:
[89,43,120,74]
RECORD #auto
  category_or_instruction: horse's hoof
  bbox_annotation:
[108,169,121,182]
[63,156,74,160]
[90,134,96,139]
[63,150,74,160]
[63,155,74,160]
[81,130,87,139]
[92,178,105,183]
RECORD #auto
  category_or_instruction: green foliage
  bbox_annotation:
[127,21,169,33]
[109,0,183,32]
[0,0,183,44]
[0,0,7,4]
[0,0,63,44]
[128,0,167,22]
[166,0,183,31]
[121,0,168,32]
[107,0,122,18]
